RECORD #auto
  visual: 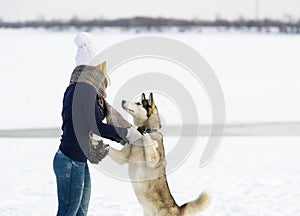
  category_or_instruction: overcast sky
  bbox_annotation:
[1,0,300,21]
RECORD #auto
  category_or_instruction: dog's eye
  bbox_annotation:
[136,102,141,105]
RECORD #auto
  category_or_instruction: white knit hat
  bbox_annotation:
[74,32,99,66]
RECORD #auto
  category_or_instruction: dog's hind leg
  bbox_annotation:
[109,144,132,165]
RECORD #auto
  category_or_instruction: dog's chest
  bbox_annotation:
[129,145,146,161]
[127,135,165,181]
[128,145,149,180]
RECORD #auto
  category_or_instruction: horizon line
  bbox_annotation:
[0,121,299,137]
[1,15,300,23]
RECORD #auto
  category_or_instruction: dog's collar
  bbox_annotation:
[146,129,158,133]
[137,126,159,134]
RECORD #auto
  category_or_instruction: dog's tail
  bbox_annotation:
[179,191,210,216]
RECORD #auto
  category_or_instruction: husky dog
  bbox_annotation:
[108,93,210,216]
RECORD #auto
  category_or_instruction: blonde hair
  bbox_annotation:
[96,61,111,86]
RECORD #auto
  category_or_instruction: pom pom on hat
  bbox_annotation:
[74,32,99,66]
[74,32,93,48]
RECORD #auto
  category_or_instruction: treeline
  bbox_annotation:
[1,16,300,33]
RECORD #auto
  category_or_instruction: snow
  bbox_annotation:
[1,137,300,215]
[1,29,300,215]
[0,29,300,130]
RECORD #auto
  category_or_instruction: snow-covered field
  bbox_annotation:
[1,29,300,129]
[1,29,300,215]
[1,137,300,216]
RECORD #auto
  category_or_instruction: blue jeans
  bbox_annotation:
[53,150,91,216]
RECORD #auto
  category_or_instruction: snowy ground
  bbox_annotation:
[0,29,300,130]
[1,29,300,215]
[0,137,300,216]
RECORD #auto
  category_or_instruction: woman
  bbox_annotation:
[53,32,142,216]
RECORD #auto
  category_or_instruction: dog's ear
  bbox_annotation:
[148,93,155,108]
[141,93,148,107]
[141,93,146,101]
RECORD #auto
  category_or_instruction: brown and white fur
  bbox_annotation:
[108,93,210,216]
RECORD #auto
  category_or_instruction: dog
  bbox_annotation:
[108,93,210,216]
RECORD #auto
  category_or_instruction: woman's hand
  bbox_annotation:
[88,138,110,164]
[126,126,143,143]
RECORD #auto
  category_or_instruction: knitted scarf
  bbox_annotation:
[69,65,132,129]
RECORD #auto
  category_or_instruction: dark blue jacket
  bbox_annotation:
[59,82,128,162]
